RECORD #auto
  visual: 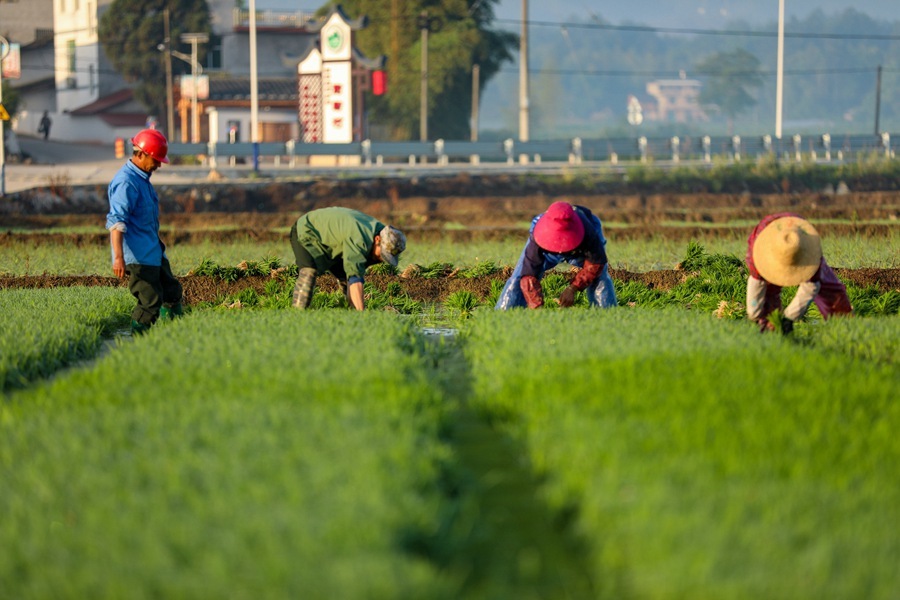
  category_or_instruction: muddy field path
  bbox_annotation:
[3,171,899,301]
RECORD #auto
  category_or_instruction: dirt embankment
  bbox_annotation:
[2,267,898,306]
[2,173,898,302]
[4,171,900,226]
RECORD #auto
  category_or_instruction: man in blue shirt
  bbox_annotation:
[106,129,183,334]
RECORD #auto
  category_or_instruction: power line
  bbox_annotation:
[497,66,899,78]
[495,18,900,41]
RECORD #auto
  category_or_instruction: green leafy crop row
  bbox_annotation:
[0,287,133,392]
[0,312,454,598]
[462,309,900,598]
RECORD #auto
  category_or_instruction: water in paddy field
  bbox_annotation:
[421,327,459,337]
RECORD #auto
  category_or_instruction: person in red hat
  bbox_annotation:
[106,129,183,334]
[746,212,852,333]
[496,201,617,309]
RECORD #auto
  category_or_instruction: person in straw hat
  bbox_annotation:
[746,213,852,333]
[496,200,617,309]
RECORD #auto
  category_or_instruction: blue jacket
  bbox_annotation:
[106,160,166,266]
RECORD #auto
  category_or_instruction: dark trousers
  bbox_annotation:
[290,223,317,270]
[290,224,348,282]
[126,259,183,325]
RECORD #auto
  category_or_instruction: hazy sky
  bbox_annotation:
[492,0,900,27]
[260,1,900,28]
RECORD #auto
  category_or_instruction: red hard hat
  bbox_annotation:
[131,128,169,163]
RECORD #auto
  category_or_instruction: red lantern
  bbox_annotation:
[372,70,387,96]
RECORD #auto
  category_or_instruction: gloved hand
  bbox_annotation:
[557,285,577,308]
[781,318,794,335]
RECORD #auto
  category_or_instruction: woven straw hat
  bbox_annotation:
[752,216,822,286]
[533,201,585,253]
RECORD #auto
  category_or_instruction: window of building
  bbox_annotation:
[205,34,222,70]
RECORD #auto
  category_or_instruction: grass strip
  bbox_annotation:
[463,308,900,599]
[0,311,454,599]
[0,287,132,392]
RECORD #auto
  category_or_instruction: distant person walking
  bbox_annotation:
[37,111,51,141]
[106,128,183,334]
[496,200,618,309]
[289,207,407,311]
[746,213,852,333]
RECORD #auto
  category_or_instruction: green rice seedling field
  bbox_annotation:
[3,306,898,598]
[462,309,900,598]
[0,287,133,391]
[1,312,454,598]
[3,171,900,597]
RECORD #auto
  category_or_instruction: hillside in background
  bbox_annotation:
[493,0,900,29]
[481,3,900,139]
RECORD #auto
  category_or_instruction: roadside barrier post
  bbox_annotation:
[671,136,680,163]
[638,136,647,163]
[286,139,295,168]
[504,138,514,165]
[732,135,741,162]
[702,136,711,163]
[569,137,582,165]
[793,134,802,162]
[207,141,217,171]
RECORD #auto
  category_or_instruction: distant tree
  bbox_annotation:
[1,80,22,148]
[99,0,211,131]
[695,48,764,133]
[1,79,22,119]
[321,0,517,140]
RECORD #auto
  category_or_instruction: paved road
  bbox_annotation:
[2,135,203,194]
[1,133,624,196]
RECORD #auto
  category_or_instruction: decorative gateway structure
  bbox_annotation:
[297,6,385,144]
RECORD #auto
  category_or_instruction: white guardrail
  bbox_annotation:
[166,133,895,168]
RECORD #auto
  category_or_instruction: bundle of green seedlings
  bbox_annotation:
[185,242,899,321]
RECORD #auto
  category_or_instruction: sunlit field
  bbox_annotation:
[1,233,898,276]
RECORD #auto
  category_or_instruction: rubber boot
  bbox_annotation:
[159,303,184,320]
[131,319,151,336]
[292,268,317,309]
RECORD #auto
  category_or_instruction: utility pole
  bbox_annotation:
[471,64,480,142]
[519,0,529,142]
[775,0,784,140]
[391,0,400,105]
[163,9,174,140]
[181,33,208,143]
[0,35,7,196]
[419,11,429,142]
[249,0,259,147]
[874,64,882,135]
